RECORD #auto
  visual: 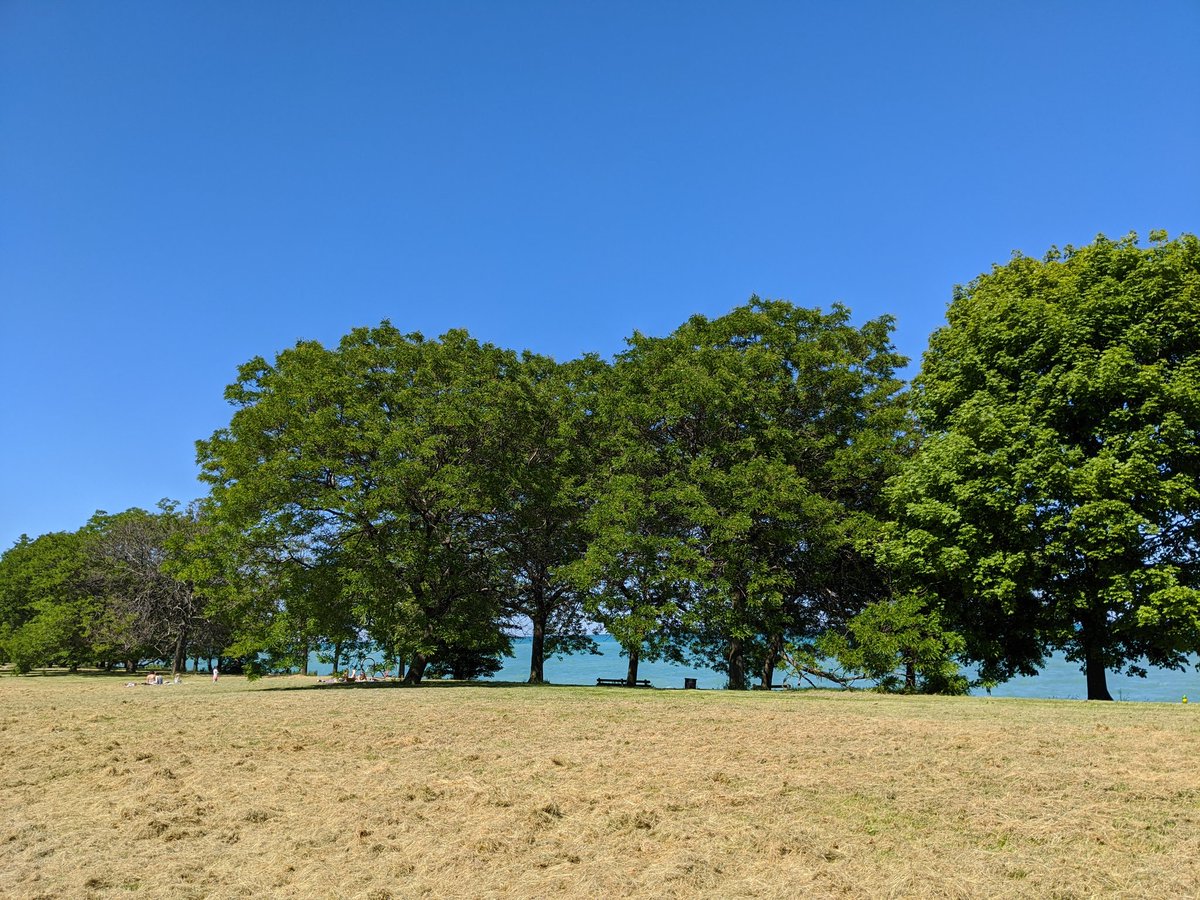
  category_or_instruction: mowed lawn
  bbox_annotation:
[1,675,1197,899]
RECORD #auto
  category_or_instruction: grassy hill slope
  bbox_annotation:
[2,676,1197,898]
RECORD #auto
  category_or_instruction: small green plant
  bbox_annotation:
[814,594,969,694]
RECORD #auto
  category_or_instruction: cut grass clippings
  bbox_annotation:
[1,674,1197,898]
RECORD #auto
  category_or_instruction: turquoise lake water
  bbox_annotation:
[312,634,1198,702]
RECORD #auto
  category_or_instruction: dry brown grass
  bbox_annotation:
[1,674,1197,899]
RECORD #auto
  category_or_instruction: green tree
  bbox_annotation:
[197,324,522,683]
[884,232,1200,700]
[282,550,360,675]
[497,352,604,683]
[812,594,969,694]
[1,506,217,675]
[90,502,210,676]
[579,299,908,688]
[570,471,698,685]
[0,530,95,672]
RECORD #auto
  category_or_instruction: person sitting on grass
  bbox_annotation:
[146,672,157,685]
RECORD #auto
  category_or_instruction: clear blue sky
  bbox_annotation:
[2,1,1197,549]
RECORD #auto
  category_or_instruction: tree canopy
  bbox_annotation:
[196,325,532,683]
[576,298,910,688]
[5,233,1197,698]
[881,232,1200,699]
[0,502,221,674]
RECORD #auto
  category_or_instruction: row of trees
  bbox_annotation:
[3,232,1198,698]
[0,503,227,675]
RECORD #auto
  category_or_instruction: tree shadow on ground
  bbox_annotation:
[0,668,151,679]
[266,678,660,693]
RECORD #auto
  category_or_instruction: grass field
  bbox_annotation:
[1,674,1197,899]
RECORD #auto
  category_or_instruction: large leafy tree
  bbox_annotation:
[197,323,522,683]
[495,353,604,683]
[89,502,210,676]
[0,503,214,674]
[0,530,94,672]
[579,299,908,688]
[884,232,1200,699]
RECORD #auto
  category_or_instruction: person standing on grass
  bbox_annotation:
[212,665,219,683]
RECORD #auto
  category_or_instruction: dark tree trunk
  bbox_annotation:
[331,642,342,675]
[1082,609,1113,701]
[625,647,640,686]
[529,586,547,684]
[124,659,136,674]
[300,641,310,676]
[759,632,783,689]
[192,655,200,673]
[171,630,188,677]
[404,653,427,684]
[727,581,748,690]
[727,635,747,691]
[905,658,917,692]
[1085,652,1112,701]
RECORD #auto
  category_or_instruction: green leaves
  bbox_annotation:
[198,324,531,681]
[884,232,1200,697]
[576,297,910,688]
[0,503,218,673]
[814,594,969,695]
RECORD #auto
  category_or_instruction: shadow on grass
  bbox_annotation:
[0,667,150,679]
[264,677,669,693]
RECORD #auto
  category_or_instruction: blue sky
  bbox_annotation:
[2,1,1197,549]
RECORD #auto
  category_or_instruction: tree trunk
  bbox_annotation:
[905,657,917,693]
[331,642,342,675]
[300,641,310,676]
[529,592,547,684]
[625,646,640,686]
[727,635,747,691]
[125,659,136,674]
[404,653,427,684]
[759,632,783,689]
[727,581,748,690]
[1085,652,1112,701]
[1081,610,1113,701]
[171,629,188,677]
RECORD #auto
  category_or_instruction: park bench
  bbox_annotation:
[596,677,651,687]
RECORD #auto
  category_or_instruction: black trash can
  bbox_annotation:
[683,677,698,690]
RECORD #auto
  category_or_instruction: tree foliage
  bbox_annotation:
[810,594,969,694]
[882,232,1200,699]
[0,530,92,672]
[494,352,604,682]
[576,298,910,688]
[0,502,217,673]
[197,324,524,683]
[10,239,1195,699]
